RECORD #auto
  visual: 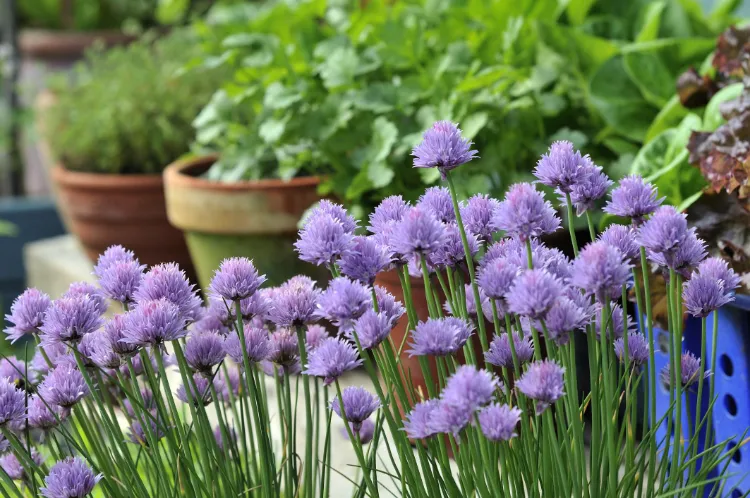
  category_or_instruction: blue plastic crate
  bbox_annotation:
[647,294,750,496]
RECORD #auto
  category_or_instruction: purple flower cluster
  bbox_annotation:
[683,257,740,318]
[408,317,474,357]
[4,288,51,342]
[637,206,706,276]
[304,337,362,385]
[295,201,355,267]
[494,183,560,241]
[516,360,565,414]
[40,457,101,498]
[331,386,380,432]
[411,121,478,179]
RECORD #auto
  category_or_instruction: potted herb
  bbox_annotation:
[43,29,227,271]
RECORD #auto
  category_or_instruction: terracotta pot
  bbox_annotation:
[51,165,193,273]
[19,29,140,63]
[163,155,327,290]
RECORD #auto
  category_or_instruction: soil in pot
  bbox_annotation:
[51,165,194,275]
[163,156,328,290]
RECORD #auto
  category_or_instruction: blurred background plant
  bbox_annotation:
[18,0,220,30]
[43,28,230,174]
[191,0,744,216]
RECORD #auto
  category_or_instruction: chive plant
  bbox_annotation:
[0,123,743,497]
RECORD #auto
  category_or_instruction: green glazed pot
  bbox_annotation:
[163,155,326,290]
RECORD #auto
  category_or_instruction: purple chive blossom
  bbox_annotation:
[441,366,500,411]
[430,401,473,437]
[267,329,300,372]
[295,214,353,267]
[668,233,708,277]
[374,286,406,327]
[305,325,328,352]
[544,297,590,345]
[431,224,479,268]
[1,450,45,481]
[225,328,270,365]
[4,288,51,342]
[0,379,26,426]
[93,245,136,278]
[330,386,381,430]
[368,195,410,234]
[342,418,375,444]
[534,141,587,193]
[478,403,522,441]
[403,399,439,439]
[595,303,634,340]
[604,175,664,224]
[122,388,155,417]
[571,241,632,302]
[40,295,104,346]
[128,413,165,446]
[485,333,534,369]
[63,282,108,317]
[40,457,101,498]
[339,236,392,286]
[260,359,301,378]
[697,257,741,290]
[660,352,710,389]
[103,314,140,357]
[39,364,89,408]
[305,199,357,234]
[134,263,203,323]
[86,331,121,369]
[683,274,732,318]
[28,394,64,430]
[122,299,186,346]
[98,260,144,304]
[568,160,613,215]
[218,367,241,401]
[599,225,640,264]
[185,331,226,375]
[407,254,435,278]
[31,343,67,378]
[493,183,560,241]
[638,207,707,274]
[390,207,446,258]
[417,187,455,224]
[269,276,320,327]
[214,425,238,451]
[461,194,500,244]
[408,317,474,357]
[516,360,565,415]
[477,258,520,300]
[304,337,362,385]
[209,258,266,302]
[176,374,222,406]
[411,121,478,179]
[0,358,34,387]
[507,269,563,319]
[316,277,371,331]
[348,310,392,350]
[614,333,650,367]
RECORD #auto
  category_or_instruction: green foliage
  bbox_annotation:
[0,220,16,236]
[18,0,218,30]
[193,0,740,211]
[44,30,229,175]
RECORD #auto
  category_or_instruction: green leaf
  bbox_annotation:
[456,66,518,93]
[635,1,666,42]
[645,95,688,142]
[589,57,657,142]
[460,112,489,141]
[259,116,288,144]
[317,47,360,89]
[549,128,589,149]
[367,161,395,188]
[623,52,674,107]
[566,0,597,25]
[368,117,398,164]
[419,167,442,185]
[263,83,303,110]
[702,83,743,131]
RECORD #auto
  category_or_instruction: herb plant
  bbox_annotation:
[44,29,228,175]
[0,123,740,497]
[193,0,741,214]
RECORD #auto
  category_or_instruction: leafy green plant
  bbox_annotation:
[18,0,217,30]
[192,0,740,213]
[44,29,229,175]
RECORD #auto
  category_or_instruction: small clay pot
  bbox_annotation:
[51,165,193,273]
[163,155,326,289]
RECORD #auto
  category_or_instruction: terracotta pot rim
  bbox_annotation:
[52,164,164,189]
[19,29,140,59]
[164,155,322,192]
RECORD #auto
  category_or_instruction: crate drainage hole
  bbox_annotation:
[732,490,742,498]
[721,354,734,377]
[728,441,742,464]
[658,331,670,354]
[725,394,738,417]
